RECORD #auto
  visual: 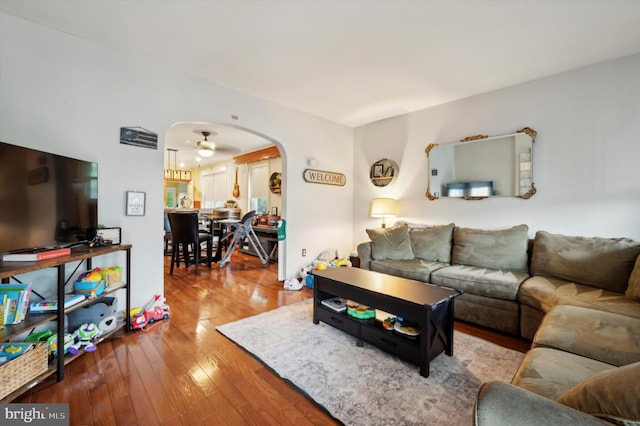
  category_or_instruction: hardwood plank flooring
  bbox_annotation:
[15,252,530,425]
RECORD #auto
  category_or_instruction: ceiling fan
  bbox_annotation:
[196,131,215,157]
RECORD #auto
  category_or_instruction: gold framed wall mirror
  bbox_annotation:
[425,127,536,200]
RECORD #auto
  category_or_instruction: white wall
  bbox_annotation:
[354,53,640,243]
[0,13,354,305]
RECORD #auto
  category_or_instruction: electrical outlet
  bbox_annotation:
[302,249,307,257]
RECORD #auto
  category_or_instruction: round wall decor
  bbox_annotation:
[370,159,398,187]
[269,172,282,194]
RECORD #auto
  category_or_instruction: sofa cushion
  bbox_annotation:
[409,223,454,263]
[370,259,447,283]
[533,305,640,367]
[431,265,529,300]
[476,381,608,426]
[557,361,640,426]
[518,275,640,319]
[626,255,640,301]
[452,225,529,272]
[531,231,640,293]
[366,223,413,260]
[455,293,521,335]
[511,347,615,400]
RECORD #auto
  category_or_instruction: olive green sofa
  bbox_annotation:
[475,304,640,425]
[357,222,640,424]
[356,223,640,339]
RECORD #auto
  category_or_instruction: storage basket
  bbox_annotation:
[67,297,118,333]
[0,343,48,400]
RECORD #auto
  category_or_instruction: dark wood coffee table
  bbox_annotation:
[313,267,462,377]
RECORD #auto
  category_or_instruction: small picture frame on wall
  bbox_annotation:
[271,207,278,215]
[373,164,383,177]
[126,191,146,216]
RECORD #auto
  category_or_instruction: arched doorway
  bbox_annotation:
[163,121,286,280]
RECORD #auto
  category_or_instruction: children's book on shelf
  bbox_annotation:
[0,294,7,329]
[30,293,85,313]
[0,342,35,366]
[0,283,32,324]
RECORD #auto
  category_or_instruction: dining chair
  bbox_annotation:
[164,212,172,255]
[167,212,213,275]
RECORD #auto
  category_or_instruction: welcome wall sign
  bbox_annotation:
[303,169,346,186]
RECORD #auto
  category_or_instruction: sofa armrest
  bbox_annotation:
[474,381,610,426]
[356,242,372,270]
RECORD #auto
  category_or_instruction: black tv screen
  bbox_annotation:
[0,141,98,254]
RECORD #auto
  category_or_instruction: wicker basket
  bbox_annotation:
[0,343,48,400]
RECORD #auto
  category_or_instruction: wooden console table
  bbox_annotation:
[0,245,131,401]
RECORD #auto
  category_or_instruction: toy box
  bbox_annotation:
[67,297,118,333]
[99,266,122,287]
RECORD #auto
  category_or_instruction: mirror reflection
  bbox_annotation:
[426,128,536,200]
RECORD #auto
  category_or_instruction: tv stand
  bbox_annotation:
[0,244,132,402]
[59,240,90,249]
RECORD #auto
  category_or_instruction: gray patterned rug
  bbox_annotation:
[217,300,524,426]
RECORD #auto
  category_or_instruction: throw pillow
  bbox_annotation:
[557,361,640,425]
[409,223,454,263]
[626,255,640,301]
[531,231,640,294]
[366,223,414,261]
[452,225,529,272]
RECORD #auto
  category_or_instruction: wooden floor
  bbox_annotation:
[16,252,531,425]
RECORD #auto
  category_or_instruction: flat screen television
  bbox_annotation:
[0,141,98,254]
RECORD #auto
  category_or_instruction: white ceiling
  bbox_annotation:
[163,122,273,169]
[2,0,640,166]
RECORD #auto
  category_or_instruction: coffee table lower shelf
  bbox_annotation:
[315,307,423,365]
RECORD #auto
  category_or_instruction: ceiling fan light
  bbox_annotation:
[198,147,214,157]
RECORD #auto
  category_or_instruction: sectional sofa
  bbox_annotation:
[357,223,640,424]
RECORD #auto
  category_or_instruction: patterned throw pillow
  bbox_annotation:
[366,223,414,261]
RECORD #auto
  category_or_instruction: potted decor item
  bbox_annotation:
[225,200,237,208]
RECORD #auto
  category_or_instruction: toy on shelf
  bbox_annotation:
[98,266,122,286]
[25,329,53,343]
[68,323,102,354]
[25,329,74,358]
[46,333,74,358]
[74,268,105,299]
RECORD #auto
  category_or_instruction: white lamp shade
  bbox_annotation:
[198,147,214,157]
[370,198,398,218]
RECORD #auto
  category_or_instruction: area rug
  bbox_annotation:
[217,300,524,426]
